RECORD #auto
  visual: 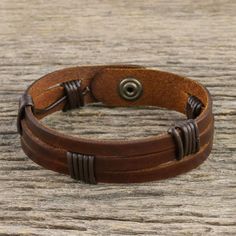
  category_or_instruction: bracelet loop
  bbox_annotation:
[17,65,214,183]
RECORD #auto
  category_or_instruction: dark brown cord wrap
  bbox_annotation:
[186,95,203,119]
[168,119,200,160]
[17,93,34,135]
[67,152,96,184]
[62,80,84,111]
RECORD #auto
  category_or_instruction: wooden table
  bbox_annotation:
[0,1,235,235]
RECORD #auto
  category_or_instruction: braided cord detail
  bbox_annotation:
[168,119,200,160]
[186,95,203,119]
[62,80,84,111]
[17,93,34,135]
[67,152,96,184]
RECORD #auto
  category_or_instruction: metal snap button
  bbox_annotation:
[119,78,143,101]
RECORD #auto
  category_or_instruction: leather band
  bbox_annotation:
[17,65,214,184]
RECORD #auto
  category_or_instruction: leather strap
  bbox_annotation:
[17,65,214,184]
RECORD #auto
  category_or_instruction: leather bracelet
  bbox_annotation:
[17,65,214,184]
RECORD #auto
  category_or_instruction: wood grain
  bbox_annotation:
[0,0,235,235]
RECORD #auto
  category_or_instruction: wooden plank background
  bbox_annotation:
[0,0,235,235]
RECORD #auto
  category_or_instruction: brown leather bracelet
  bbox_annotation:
[17,65,214,184]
